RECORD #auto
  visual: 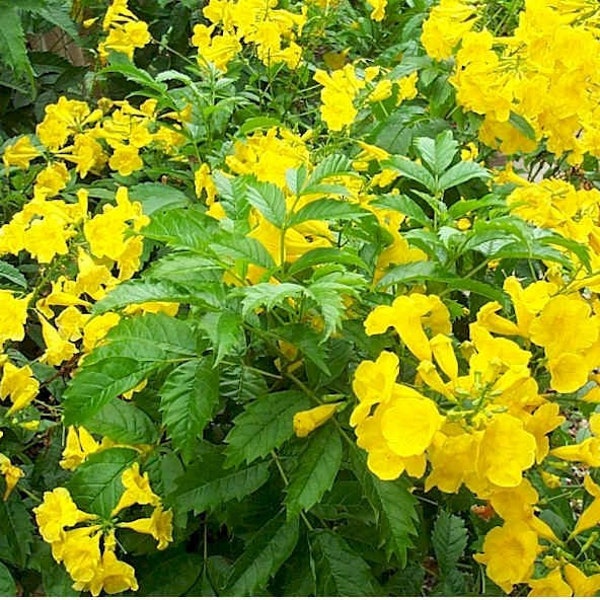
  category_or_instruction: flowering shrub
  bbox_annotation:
[1,0,600,595]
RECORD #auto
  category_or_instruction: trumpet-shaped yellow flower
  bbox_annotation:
[0,361,39,414]
[563,563,600,596]
[119,505,174,550]
[0,291,30,348]
[293,403,341,437]
[0,454,24,500]
[60,427,101,470]
[528,569,572,597]
[571,474,600,536]
[111,463,161,516]
[34,488,93,544]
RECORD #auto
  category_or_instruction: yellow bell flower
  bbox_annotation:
[293,403,341,437]
[0,454,24,500]
[111,463,161,516]
[119,505,174,550]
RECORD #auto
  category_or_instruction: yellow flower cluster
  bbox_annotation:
[191,0,306,71]
[314,64,418,132]
[422,0,600,162]
[34,463,173,596]
[99,0,151,61]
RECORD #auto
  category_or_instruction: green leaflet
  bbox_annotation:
[310,529,378,596]
[432,510,468,575]
[224,514,299,595]
[224,390,311,467]
[159,358,221,461]
[285,423,343,518]
[67,447,138,518]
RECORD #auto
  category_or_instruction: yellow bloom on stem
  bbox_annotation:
[293,403,341,437]
[476,413,536,488]
[75,547,139,596]
[119,505,174,550]
[571,474,600,536]
[0,454,24,500]
[523,402,565,463]
[60,426,101,471]
[425,431,478,493]
[39,314,77,366]
[111,463,161,516]
[551,437,600,467]
[474,521,539,593]
[34,487,93,544]
[2,136,40,169]
[0,361,39,414]
[108,144,143,176]
[528,568,572,597]
[563,563,600,596]
[60,527,103,585]
[0,291,30,348]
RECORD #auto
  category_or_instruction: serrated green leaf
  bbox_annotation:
[92,279,199,314]
[246,180,286,228]
[225,514,299,595]
[174,456,270,514]
[376,260,440,288]
[285,165,308,195]
[310,529,377,596]
[142,208,218,250]
[289,199,368,226]
[225,391,311,467]
[373,193,432,227]
[83,398,158,445]
[160,358,220,460]
[136,549,203,595]
[239,282,305,316]
[63,314,197,425]
[145,252,223,284]
[67,448,138,518]
[0,261,27,289]
[129,182,190,215]
[0,6,34,91]
[0,496,32,568]
[437,161,490,192]
[385,155,436,192]
[432,510,468,575]
[36,2,79,40]
[100,59,168,94]
[200,310,245,364]
[0,562,16,596]
[414,131,458,175]
[349,446,418,565]
[210,234,276,269]
[287,247,368,276]
[285,424,342,518]
[305,154,353,188]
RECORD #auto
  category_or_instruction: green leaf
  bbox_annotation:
[414,131,458,175]
[285,165,307,195]
[160,358,220,461]
[36,2,79,40]
[225,391,311,467]
[137,549,203,595]
[92,279,201,314]
[376,260,440,287]
[200,310,245,364]
[174,456,270,514]
[83,398,158,445]
[0,562,16,596]
[210,235,276,269]
[349,446,418,565]
[240,116,282,135]
[305,154,353,189]
[129,183,190,215]
[239,282,305,316]
[0,6,34,91]
[509,111,537,141]
[0,261,26,289]
[100,59,168,95]
[373,193,431,227]
[0,496,32,568]
[225,514,299,595]
[67,448,138,518]
[225,390,310,466]
[310,529,377,596]
[287,247,368,276]
[63,314,197,425]
[145,252,223,284]
[289,199,368,226]
[385,155,436,192]
[437,161,490,192]
[432,510,468,575]
[142,208,217,251]
[246,180,286,228]
[285,424,342,518]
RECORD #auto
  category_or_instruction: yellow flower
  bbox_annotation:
[351,351,398,426]
[108,144,143,176]
[551,437,600,467]
[563,563,600,596]
[528,568,572,597]
[60,527,103,585]
[2,136,40,169]
[81,312,121,354]
[474,521,539,593]
[119,505,174,550]
[429,333,458,380]
[0,291,30,348]
[60,426,101,470]
[524,402,565,463]
[293,403,341,437]
[39,314,77,366]
[0,361,39,414]
[111,463,161,516]
[571,474,600,536]
[0,454,24,500]
[34,488,92,544]
[425,431,478,493]
[476,414,536,488]
[379,387,444,457]
[75,547,139,596]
